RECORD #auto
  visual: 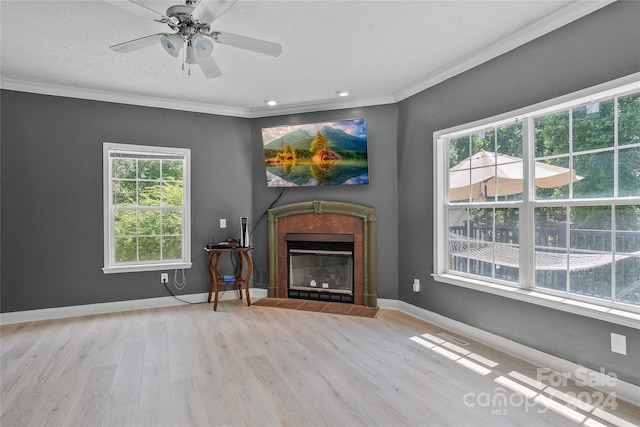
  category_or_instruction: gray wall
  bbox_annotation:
[1,91,252,312]
[396,1,640,385]
[249,105,400,299]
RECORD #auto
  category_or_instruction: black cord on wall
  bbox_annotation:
[250,188,287,237]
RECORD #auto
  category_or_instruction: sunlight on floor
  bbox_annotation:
[411,332,638,427]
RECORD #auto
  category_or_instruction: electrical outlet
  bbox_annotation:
[161,273,169,284]
[413,278,420,292]
[611,333,627,355]
[219,218,227,228]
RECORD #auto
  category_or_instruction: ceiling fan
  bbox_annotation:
[107,0,282,78]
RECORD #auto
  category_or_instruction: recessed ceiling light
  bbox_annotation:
[337,91,350,97]
[266,100,278,106]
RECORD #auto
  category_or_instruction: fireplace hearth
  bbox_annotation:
[286,233,354,303]
[268,200,377,307]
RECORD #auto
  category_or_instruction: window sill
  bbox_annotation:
[432,273,640,329]
[103,262,192,274]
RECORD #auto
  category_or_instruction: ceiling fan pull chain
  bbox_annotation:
[187,40,192,76]
[181,40,186,72]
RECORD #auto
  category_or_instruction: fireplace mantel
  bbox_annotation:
[268,200,377,307]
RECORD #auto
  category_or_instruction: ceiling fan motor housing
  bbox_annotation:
[166,5,209,35]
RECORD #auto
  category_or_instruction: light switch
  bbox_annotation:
[219,218,227,228]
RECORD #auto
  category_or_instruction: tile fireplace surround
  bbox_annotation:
[268,200,377,307]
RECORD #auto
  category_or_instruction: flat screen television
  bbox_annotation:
[261,118,368,187]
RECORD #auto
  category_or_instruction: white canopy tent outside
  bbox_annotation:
[449,149,584,201]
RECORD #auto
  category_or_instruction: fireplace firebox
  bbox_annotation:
[286,233,354,303]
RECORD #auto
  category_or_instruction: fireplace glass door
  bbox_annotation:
[286,233,354,303]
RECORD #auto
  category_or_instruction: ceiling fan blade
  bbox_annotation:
[191,0,238,25]
[197,55,223,78]
[103,0,167,22]
[211,31,282,57]
[110,34,165,53]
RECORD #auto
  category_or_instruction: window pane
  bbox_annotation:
[570,265,612,301]
[618,93,640,146]
[535,110,569,157]
[615,205,640,306]
[573,99,614,152]
[115,237,137,262]
[494,123,523,202]
[138,236,161,261]
[569,206,613,301]
[139,210,161,236]
[163,236,183,260]
[138,182,161,206]
[449,136,470,168]
[448,208,471,274]
[113,180,136,206]
[618,146,640,197]
[570,205,612,250]
[113,158,136,179]
[162,182,183,206]
[615,205,640,253]
[534,207,568,292]
[162,159,183,180]
[573,151,614,198]
[163,210,182,235]
[468,208,494,278]
[470,130,496,203]
[114,210,136,236]
[447,208,519,283]
[139,159,160,180]
[449,136,471,202]
[615,257,640,306]
[494,208,519,283]
[471,129,495,153]
[535,156,574,200]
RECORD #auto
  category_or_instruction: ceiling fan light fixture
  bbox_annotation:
[160,33,184,57]
[191,34,214,58]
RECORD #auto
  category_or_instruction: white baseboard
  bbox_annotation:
[2,293,637,407]
[381,298,640,408]
[0,288,269,325]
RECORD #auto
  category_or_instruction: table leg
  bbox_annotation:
[237,252,244,300]
[207,252,214,303]
[213,253,222,311]
[242,250,252,306]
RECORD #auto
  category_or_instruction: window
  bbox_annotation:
[103,143,191,274]
[434,74,640,325]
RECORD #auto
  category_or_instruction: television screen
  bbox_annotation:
[261,118,369,187]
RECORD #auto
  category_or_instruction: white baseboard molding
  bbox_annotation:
[381,298,640,408]
[2,293,637,407]
[0,288,269,325]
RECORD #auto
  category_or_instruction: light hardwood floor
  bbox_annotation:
[1,299,639,427]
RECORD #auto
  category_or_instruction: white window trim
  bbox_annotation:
[433,72,640,329]
[102,142,192,274]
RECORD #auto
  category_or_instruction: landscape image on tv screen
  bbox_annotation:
[261,118,369,187]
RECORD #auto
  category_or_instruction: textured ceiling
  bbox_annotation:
[0,1,612,117]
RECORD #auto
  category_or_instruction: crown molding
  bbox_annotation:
[0,79,252,118]
[393,0,616,102]
[248,94,396,118]
[0,1,616,118]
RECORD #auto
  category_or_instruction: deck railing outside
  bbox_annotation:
[448,224,640,305]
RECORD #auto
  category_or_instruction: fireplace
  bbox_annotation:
[286,233,354,303]
[268,200,377,307]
